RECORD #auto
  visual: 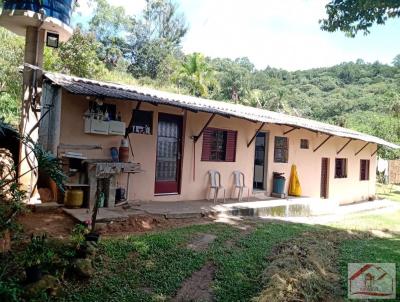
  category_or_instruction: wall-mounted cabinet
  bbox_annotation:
[108,120,126,135]
[84,117,125,136]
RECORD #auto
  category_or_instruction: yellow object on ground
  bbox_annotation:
[288,164,302,197]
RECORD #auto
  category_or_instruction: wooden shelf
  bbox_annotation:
[64,183,89,187]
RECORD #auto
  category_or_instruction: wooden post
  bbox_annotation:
[283,127,298,135]
[313,135,333,152]
[337,138,353,155]
[193,113,216,143]
[355,142,370,156]
[371,146,379,157]
[247,122,266,148]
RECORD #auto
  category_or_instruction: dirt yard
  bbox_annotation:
[18,208,212,239]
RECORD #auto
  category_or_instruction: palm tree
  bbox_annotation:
[174,53,218,97]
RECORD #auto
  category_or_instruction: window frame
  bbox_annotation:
[210,129,227,161]
[201,127,237,162]
[360,159,370,181]
[300,139,309,149]
[335,158,348,179]
[274,136,289,163]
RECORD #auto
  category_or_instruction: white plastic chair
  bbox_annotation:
[232,171,250,202]
[207,170,226,203]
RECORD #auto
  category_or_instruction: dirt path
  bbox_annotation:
[18,209,213,238]
[172,262,216,302]
[18,209,76,239]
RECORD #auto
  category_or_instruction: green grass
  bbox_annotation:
[329,210,400,233]
[331,208,400,301]
[4,206,400,301]
[59,222,312,302]
[55,216,400,302]
[377,183,400,202]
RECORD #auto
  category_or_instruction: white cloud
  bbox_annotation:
[107,0,146,16]
[76,0,400,70]
[183,0,399,70]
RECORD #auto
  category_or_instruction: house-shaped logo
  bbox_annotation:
[348,263,396,299]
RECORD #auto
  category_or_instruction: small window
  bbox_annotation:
[335,158,347,178]
[274,136,288,163]
[300,139,309,149]
[201,128,237,162]
[130,110,153,135]
[360,159,370,181]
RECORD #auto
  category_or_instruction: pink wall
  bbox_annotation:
[59,91,377,204]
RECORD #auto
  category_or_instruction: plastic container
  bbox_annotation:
[64,189,84,208]
[2,0,74,25]
[272,172,286,194]
[110,147,119,162]
[119,138,129,162]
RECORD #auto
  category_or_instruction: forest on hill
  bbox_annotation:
[0,0,399,158]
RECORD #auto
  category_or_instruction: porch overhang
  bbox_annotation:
[42,71,400,150]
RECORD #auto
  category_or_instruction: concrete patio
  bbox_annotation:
[61,196,400,224]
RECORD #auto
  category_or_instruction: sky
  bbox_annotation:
[75,0,400,71]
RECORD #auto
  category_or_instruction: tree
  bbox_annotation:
[127,0,188,79]
[320,0,400,37]
[174,53,217,97]
[89,0,131,69]
[56,28,108,78]
[0,28,24,125]
[393,54,400,67]
[211,57,252,102]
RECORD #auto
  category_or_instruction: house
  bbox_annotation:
[33,72,399,206]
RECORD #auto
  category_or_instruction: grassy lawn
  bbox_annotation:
[4,193,400,301]
[330,209,400,301]
[60,222,313,302]
[55,213,400,302]
[377,183,400,202]
[329,209,400,232]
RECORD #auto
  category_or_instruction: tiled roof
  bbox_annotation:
[44,72,399,149]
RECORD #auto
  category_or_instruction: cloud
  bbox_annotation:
[107,0,146,16]
[75,0,400,70]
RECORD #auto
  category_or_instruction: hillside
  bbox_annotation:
[0,26,399,158]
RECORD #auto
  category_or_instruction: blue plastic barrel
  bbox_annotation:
[272,173,286,194]
[3,0,74,26]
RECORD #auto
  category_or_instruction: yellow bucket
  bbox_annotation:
[64,189,84,208]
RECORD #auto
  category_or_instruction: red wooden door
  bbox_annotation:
[155,114,183,194]
[320,158,329,199]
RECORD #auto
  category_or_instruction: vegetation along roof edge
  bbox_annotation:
[44,72,399,149]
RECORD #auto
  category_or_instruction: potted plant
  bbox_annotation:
[21,234,55,283]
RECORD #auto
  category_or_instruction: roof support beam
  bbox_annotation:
[247,122,266,148]
[337,138,353,155]
[193,113,216,143]
[355,142,369,156]
[371,146,379,157]
[283,127,299,135]
[313,135,333,152]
